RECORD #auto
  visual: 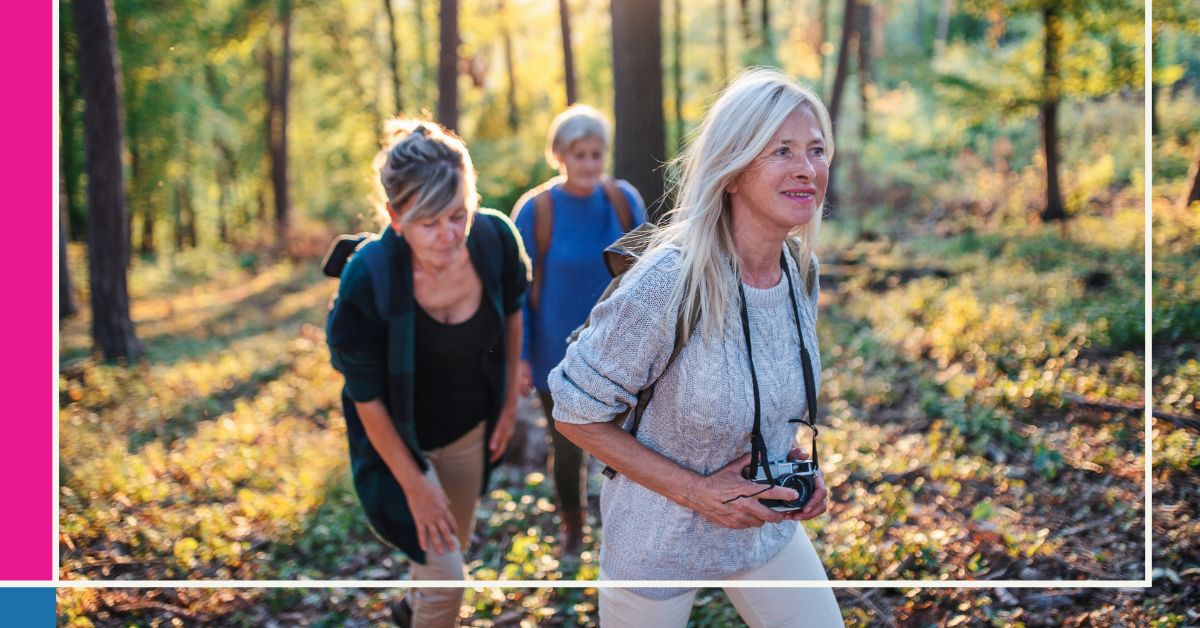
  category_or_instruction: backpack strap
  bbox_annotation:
[601,302,695,480]
[514,176,563,312]
[597,241,698,479]
[600,176,634,233]
[601,221,656,276]
[321,232,373,278]
[529,177,637,311]
[530,188,554,311]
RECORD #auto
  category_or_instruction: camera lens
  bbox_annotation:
[779,474,813,509]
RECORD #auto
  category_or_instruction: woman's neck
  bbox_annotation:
[411,245,469,277]
[731,219,786,288]
[560,178,597,197]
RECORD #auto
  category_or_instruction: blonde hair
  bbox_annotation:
[373,118,479,224]
[649,67,834,341]
[545,104,610,168]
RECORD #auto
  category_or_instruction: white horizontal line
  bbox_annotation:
[22,578,1152,589]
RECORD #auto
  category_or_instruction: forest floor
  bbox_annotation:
[57,207,1197,627]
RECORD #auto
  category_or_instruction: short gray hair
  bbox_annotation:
[546,104,610,168]
[374,118,479,224]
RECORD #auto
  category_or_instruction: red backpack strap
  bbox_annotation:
[601,176,634,233]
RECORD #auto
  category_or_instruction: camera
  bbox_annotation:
[744,459,819,512]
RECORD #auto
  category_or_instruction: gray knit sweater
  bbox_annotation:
[548,242,821,598]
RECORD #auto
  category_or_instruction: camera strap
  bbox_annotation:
[783,251,820,470]
[737,250,820,485]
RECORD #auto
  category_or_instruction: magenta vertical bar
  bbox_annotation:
[0,2,52,580]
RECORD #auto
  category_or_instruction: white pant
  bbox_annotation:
[598,529,844,628]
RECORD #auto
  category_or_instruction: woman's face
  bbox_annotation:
[556,135,606,194]
[391,181,472,267]
[727,106,829,236]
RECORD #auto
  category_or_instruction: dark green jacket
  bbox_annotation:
[326,208,530,564]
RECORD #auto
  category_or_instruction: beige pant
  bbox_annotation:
[404,422,485,628]
[598,528,844,628]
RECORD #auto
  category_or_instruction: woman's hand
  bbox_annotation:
[489,401,517,462]
[405,476,460,555]
[682,453,802,529]
[781,447,829,521]
[517,360,534,396]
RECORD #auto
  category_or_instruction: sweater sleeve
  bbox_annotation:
[547,247,682,424]
[484,209,531,315]
[326,257,388,403]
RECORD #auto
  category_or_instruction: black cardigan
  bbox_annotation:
[326,209,530,563]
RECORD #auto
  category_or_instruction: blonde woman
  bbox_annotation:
[512,104,646,558]
[548,69,844,626]
[326,120,530,627]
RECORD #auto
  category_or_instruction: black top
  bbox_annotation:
[412,298,501,449]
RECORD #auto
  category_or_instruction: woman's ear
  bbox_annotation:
[387,205,405,234]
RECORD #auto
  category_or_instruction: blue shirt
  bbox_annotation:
[514,181,646,392]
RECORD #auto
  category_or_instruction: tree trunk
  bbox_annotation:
[59,179,77,319]
[1151,32,1160,137]
[558,0,577,105]
[220,142,240,242]
[257,187,268,240]
[141,201,156,255]
[73,0,142,360]
[415,0,430,107]
[760,0,771,48]
[271,0,292,246]
[173,180,185,250]
[826,0,857,213]
[500,0,519,130]
[1185,151,1200,208]
[1151,82,1160,138]
[383,0,404,114]
[611,0,667,221]
[828,0,856,128]
[738,0,752,42]
[1039,3,1066,222]
[204,64,235,244]
[216,141,232,243]
[263,42,275,235]
[934,0,952,60]
[179,180,197,249]
[60,24,84,242]
[437,0,459,131]
[128,140,154,256]
[717,0,728,84]
[819,0,831,92]
[857,1,872,142]
[672,0,684,151]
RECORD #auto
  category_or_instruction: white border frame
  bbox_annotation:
[41,0,1156,595]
